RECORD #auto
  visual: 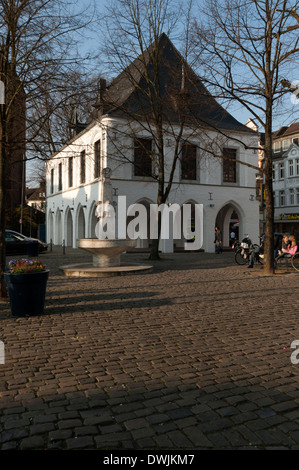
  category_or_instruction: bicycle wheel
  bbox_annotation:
[235,249,248,265]
[291,253,299,272]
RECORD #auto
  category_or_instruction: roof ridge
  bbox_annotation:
[100,33,254,133]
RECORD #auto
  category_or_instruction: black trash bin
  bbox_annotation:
[26,241,39,257]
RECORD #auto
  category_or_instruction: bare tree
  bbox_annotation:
[192,0,299,275]
[98,0,196,259]
[0,0,95,297]
[100,0,258,259]
[27,72,101,172]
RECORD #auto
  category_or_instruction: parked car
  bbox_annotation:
[5,230,48,256]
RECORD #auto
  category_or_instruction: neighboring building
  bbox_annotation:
[46,34,259,253]
[26,183,46,213]
[272,123,299,239]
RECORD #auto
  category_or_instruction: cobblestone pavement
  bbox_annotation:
[0,247,299,450]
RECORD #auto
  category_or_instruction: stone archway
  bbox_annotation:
[129,198,154,249]
[173,200,199,251]
[77,205,86,240]
[48,211,54,244]
[215,202,244,248]
[88,201,98,238]
[55,209,63,245]
[65,208,73,247]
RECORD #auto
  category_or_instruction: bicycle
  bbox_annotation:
[291,252,299,271]
[275,251,299,272]
[232,240,241,251]
[234,243,264,265]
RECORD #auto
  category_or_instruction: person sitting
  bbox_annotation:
[277,234,290,256]
[287,236,298,256]
[247,235,263,268]
[248,244,261,268]
[276,235,297,261]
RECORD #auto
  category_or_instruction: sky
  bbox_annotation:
[75,0,298,131]
[27,0,299,185]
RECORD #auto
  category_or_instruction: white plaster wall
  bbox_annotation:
[273,144,299,220]
[46,118,259,252]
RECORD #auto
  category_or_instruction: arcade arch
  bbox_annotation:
[77,205,86,240]
[65,208,73,247]
[55,209,63,245]
[48,211,54,245]
[174,200,199,250]
[215,202,245,247]
[128,198,154,248]
[88,201,98,238]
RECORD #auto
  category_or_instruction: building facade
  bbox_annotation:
[46,35,260,253]
[272,123,299,239]
[26,183,46,213]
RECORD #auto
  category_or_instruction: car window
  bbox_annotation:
[5,233,23,241]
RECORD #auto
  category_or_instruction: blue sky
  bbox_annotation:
[75,0,298,131]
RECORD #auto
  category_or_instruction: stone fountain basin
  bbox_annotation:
[78,238,137,268]
[60,238,153,277]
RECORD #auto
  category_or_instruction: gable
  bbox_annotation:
[101,33,255,134]
[284,142,299,159]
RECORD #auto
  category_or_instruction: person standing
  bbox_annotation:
[214,227,223,254]
[230,230,236,247]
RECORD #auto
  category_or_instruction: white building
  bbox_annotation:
[46,34,259,253]
[272,123,299,240]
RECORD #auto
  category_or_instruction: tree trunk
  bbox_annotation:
[149,236,161,260]
[263,10,275,276]
[0,114,7,298]
[149,174,164,260]
[263,136,274,275]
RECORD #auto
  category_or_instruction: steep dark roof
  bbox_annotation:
[101,33,254,133]
[273,126,288,138]
[273,123,299,139]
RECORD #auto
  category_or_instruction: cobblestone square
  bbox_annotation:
[0,248,299,450]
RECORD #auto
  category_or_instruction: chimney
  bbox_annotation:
[94,78,107,116]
